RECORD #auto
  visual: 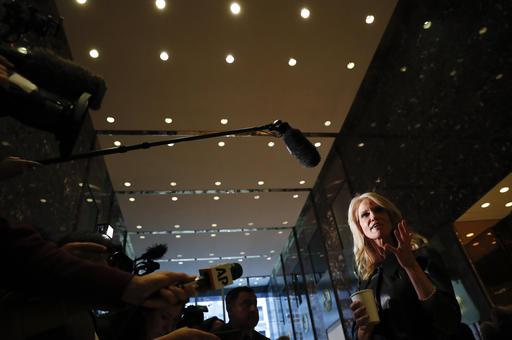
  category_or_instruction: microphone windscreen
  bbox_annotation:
[283,126,321,167]
[230,263,243,280]
[143,244,168,260]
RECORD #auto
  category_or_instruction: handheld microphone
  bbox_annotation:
[194,263,243,291]
[273,121,321,167]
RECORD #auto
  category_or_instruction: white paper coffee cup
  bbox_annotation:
[350,289,380,325]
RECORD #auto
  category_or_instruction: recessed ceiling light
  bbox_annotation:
[155,0,166,10]
[218,141,226,147]
[209,253,215,256]
[170,181,177,186]
[220,118,229,125]
[176,235,181,238]
[78,182,83,187]
[167,143,175,147]
[282,221,289,225]
[492,241,497,245]
[346,62,355,70]
[496,74,503,80]
[238,258,243,262]
[106,116,115,123]
[211,233,217,237]
[86,198,94,203]
[160,51,169,61]
[506,202,512,207]
[288,58,297,66]
[171,196,178,201]
[89,49,99,59]
[267,257,272,260]
[40,198,47,203]
[247,222,254,226]
[230,2,241,15]
[225,54,235,64]
[324,120,331,126]
[293,194,299,198]
[499,186,509,193]
[215,181,222,186]
[300,8,310,19]
[278,231,283,234]
[211,223,217,227]
[400,66,408,72]
[487,232,492,236]
[267,141,275,147]
[123,182,132,187]
[213,196,220,200]
[113,141,121,147]
[270,250,275,253]
[257,180,265,186]
[209,260,213,263]
[423,21,432,29]
[481,202,491,208]
[177,254,182,258]
[174,224,180,229]
[76,0,87,5]
[358,142,365,148]
[240,251,245,255]
[136,225,142,229]
[472,242,479,247]
[314,142,322,147]
[244,232,251,236]
[129,197,136,202]
[16,46,28,54]
[254,195,260,200]
[365,15,375,24]
[139,235,146,239]
[299,180,306,185]
[178,261,183,264]
[479,27,489,35]
[164,117,173,124]
[466,233,474,238]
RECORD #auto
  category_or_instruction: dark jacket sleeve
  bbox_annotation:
[416,247,461,336]
[0,217,133,306]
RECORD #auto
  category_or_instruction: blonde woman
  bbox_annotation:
[348,192,461,340]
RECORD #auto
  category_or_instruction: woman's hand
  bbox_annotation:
[384,220,417,270]
[350,300,374,340]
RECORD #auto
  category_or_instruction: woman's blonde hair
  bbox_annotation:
[348,192,403,280]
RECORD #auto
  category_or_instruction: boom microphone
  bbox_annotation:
[274,121,321,167]
[194,263,243,291]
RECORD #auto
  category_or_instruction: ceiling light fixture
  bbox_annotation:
[176,235,181,239]
[240,251,245,255]
[214,181,222,186]
[160,51,169,61]
[300,8,310,19]
[270,250,275,253]
[123,182,132,187]
[164,117,173,124]
[288,58,297,66]
[136,225,142,229]
[220,118,229,125]
[506,202,512,208]
[299,180,306,185]
[40,198,47,203]
[267,257,272,260]
[244,232,251,236]
[106,116,115,123]
[499,186,509,193]
[267,141,275,147]
[324,120,331,126]
[174,224,180,229]
[89,49,99,59]
[314,142,321,147]
[86,198,94,203]
[211,223,217,227]
[347,62,355,70]
[170,182,177,186]
[76,0,87,5]
[365,15,375,24]
[254,195,260,200]
[211,233,217,237]
[155,0,166,10]
[257,180,264,186]
[293,194,299,198]
[282,221,289,225]
[278,231,283,234]
[423,21,432,29]
[129,197,135,202]
[472,242,479,247]
[218,141,226,147]
[466,233,474,238]
[358,142,365,148]
[230,2,241,15]
[225,54,235,64]
[481,202,491,208]
[178,261,183,264]
[213,196,220,200]
[167,143,174,147]
[139,235,146,239]
[113,141,121,147]
[248,222,254,226]
[171,196,178,201]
